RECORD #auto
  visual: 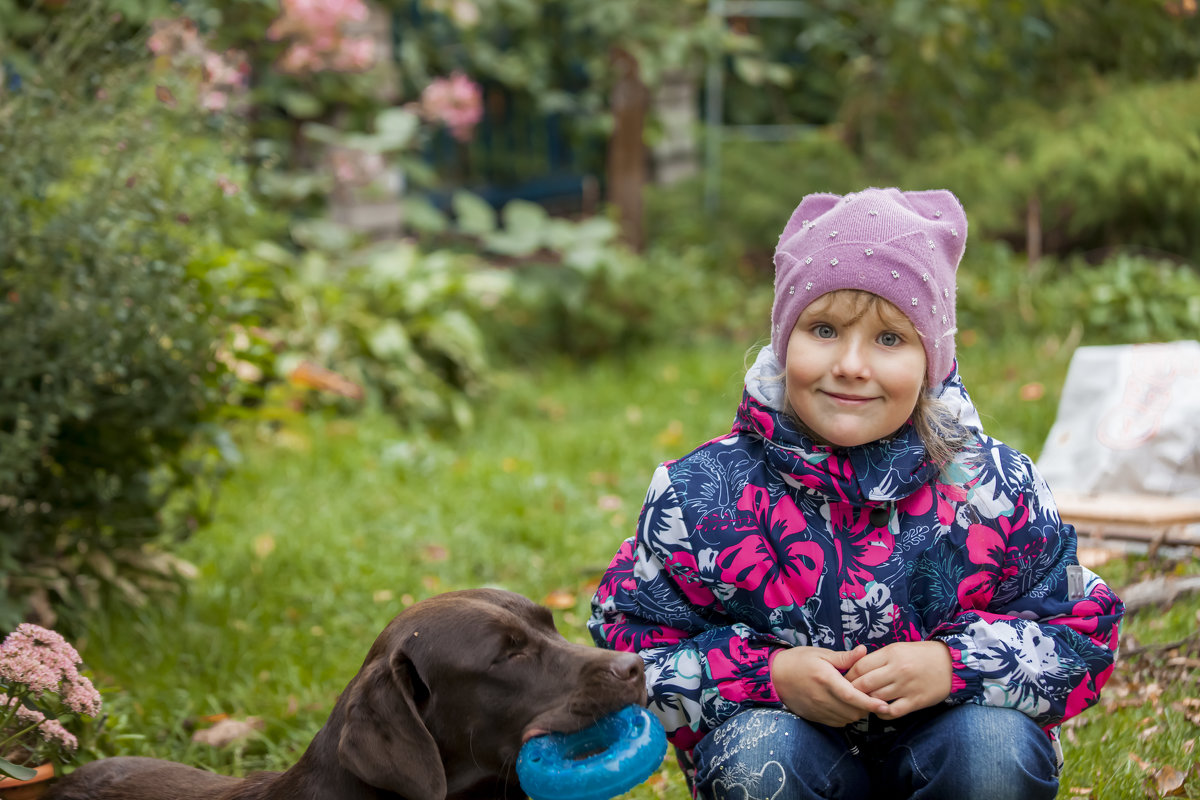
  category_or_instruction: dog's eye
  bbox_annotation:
[491,636,529,665]
[490,649,527,667]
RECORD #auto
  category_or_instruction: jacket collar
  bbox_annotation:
[734,348,982,504]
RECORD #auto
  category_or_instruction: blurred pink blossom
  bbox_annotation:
[147,17,248,114]
[419,73,484,142]
[268,0,377,74]
[216,175,241,197]
[329,147,386,187]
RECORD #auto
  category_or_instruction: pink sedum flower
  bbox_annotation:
[4,703,78,753]
[1,624,101,716]
[419,73,484,142]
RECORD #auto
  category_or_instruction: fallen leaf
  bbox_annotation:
[287,361,364,400]
[1154,765,1188,797]
[193,713,229,726]
[192,717,264,747]
[421,544,449,562]
[597,494,624,512]
[1129,751,1154,773]
[578,576,601,599]
[536,398,566,421]
[655,420,684,449]
[589,471,619,487]
[254,533,275,559]
[543,590,576,610]
[1019,382,1045,401]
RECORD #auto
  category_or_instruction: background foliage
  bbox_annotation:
[0,6,277,629]
[2,0,1199,793]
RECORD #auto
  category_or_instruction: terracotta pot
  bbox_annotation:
[0,763,56,800]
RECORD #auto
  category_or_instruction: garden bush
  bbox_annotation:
[402,192,772,363]
[0,7,276,629]
[957,242,1200,347]
[244,234,505,431]
[907,80,1200,262]
[644,130,869,273]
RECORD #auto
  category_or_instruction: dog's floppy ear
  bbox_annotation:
[338,645,446,800]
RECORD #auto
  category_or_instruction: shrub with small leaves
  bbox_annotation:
[0,5,275,629]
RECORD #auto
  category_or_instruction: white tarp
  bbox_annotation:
[1036,340,1200,498]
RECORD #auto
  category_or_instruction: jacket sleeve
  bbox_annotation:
[588,465,785,751]
[931,455,1124,730]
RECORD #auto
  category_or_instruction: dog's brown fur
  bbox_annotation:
[46,589,646,800]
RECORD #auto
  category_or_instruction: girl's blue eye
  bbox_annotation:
[879,332,901,347]
[814,324,836,339]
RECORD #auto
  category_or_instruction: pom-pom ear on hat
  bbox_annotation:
[770,187,967,387]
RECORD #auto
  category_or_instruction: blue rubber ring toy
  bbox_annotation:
[517,704,667,800]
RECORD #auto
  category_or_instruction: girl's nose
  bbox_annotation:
[832,338,870,378]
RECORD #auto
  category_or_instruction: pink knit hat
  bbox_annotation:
[771,187,967,387]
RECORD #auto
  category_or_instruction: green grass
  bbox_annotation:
[72,335,1199,799]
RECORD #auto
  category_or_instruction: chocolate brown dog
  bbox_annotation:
[46,588,647,800]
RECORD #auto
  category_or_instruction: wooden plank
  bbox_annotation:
[1054,492,1200,527]
[1054,492,1200,552]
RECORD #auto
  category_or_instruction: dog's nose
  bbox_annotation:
[608,652,644,683]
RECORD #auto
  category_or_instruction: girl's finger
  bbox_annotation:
[849,667,893,695]
[875,697,915,720]
[863,680,903,703]
[833,680,889,716]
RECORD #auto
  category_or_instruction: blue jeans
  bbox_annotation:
[690,705,1059,800]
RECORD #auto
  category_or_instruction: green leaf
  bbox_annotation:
[373,109,420,150]
[0,757,38,782]
[452,191,497,237]
[501,199,550,238]
[367,321,414,361]
[281,90,324,119]
[366,243,419,287]
[484,231,540,258]
[400,197,450,235]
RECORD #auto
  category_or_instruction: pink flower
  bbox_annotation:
[146,17,248,113]
[827,504,893,600]
[5,703,78,753]
[419,73,484,142]
[201,90,229,112]
[716,485,823,609]
[269,0,376,74]
[705,636,775,704]
[216,175,241,197]
[0,624,101,716]
[955,497,1030,609]
[329,147,386,187]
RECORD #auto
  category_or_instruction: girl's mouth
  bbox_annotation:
[823,391,876,404]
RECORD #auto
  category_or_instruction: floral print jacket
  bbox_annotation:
[588,349,1123,766]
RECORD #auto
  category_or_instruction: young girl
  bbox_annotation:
[588,188,1123,799]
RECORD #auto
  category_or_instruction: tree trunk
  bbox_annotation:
[608,47,649,252]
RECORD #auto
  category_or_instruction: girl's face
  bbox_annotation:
[785,291,926,448]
